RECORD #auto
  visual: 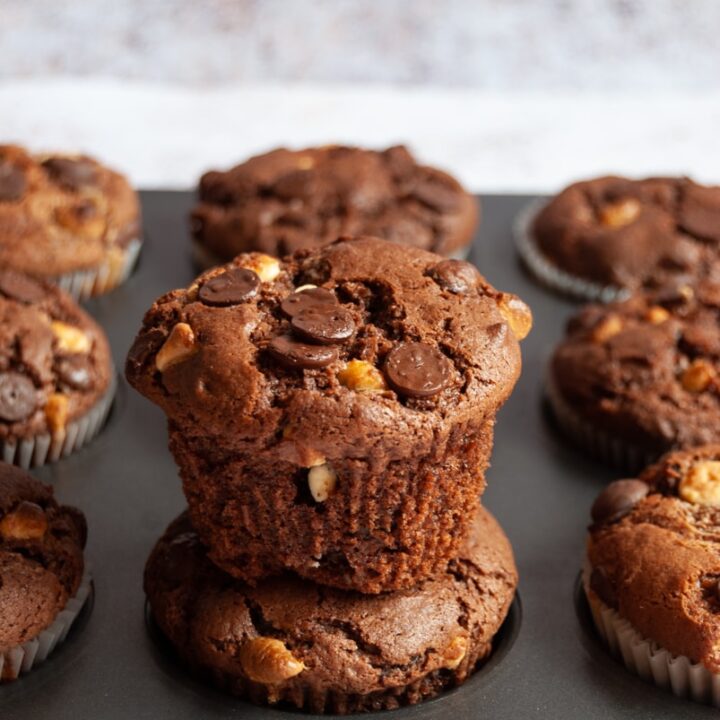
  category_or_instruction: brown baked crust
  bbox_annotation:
[533,176,720,291]
[145,506,517,714]
[587,445,720,672]
[0,463,86,650]
[0,271,112,442]
[0,144,141,278]
[126,237,527,592]
[550,280,720,457]
[191,145,478,260]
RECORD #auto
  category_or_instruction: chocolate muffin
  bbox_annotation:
[585,446,720,704]
[146,506,517,714]
[520,176,720,300]
[0,144,142,299]
[0,462,87,681]
[126,237,530,593]
[547,280,720,471]
[190,145,478,264]
[0,270,114,468]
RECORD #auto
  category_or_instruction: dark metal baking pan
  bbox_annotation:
[3,192,715,718]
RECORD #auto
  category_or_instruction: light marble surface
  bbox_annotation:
[1,80,719,192]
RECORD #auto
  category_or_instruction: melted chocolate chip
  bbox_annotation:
[56,355,94,391]
[589,567,618,608]
[269,335,339,369]
[411,175,461,212]
[42,157,98,191]
[0,161,26,202]
[126,328,166,370]
[591,479,650,525]
[281,287,338,318]
[291,306,354,345]
[428,259,480,294]
[198,268,260,307]
[0,271,46,303]
[0,372,37,422]
[384,342,452,398]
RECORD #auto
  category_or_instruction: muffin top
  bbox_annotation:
[191,145,478,261]
[0,463,86,650]
[145,506,516,710]
[551,280,720,453]
[533,176,720,291]
[0,144,141,278]
[0,270,112,442]
[126,237,529,465]
[587,445,720,672]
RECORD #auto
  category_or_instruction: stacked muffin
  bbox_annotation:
[126,236,530,712]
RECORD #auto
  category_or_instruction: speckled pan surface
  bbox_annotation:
[3,192,718,719]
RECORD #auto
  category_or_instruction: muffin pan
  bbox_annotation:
[3,192,717,719]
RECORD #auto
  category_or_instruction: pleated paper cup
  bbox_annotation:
[514,199,629,303]
[583,568,720,706]
[53,238,141,301]
[544,370,658,474]
[0,569,92,682]
[1,373,117,470]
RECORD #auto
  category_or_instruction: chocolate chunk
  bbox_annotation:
[591,479,650,525]
[281,287,338,318]
[291,307,354,345]
[589,566,618,608]
[0,271,46,303]
[126,328,166,370]
[428,259,480,294]
[410,174,461,212]
[269,335,339,369]
[198,268,260,307]
[42,157,98,191]
[0,372,37,422]
[0,161,26,202]
[384,342,452,398]
[56,355,94,391]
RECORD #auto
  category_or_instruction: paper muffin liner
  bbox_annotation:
[1,372,117,470]
[514,199,629,303]
[544,370,658,473]
[583,567,720,706]
[52,238,142,301]
[0,568,92,682]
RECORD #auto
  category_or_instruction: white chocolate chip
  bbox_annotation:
[308,463,338,503]
[156,323,198,372]
[679,461,720,506]
[243,254,281,283]
[51,321,91,354]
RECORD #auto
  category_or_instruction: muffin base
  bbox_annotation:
[1,569,92,682]
[53,239,142,300]
[514,199,629,303]
[544,371,659,474]
[0,373,117,470]
[583,569,720,707]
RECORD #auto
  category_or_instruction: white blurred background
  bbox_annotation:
[1,0,719,191]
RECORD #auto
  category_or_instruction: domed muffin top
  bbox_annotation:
[0,144,140,278]
[126,237,529,464]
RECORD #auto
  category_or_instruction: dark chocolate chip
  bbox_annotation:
[42,157,98,190]
[0,161,26,202]
[281,287,338,318]
[384,342,452,398]
[410,174,461,212]
[0,372,37,422]
[291,306,354,345]
[590,479,649,525]
[589,567,618,608]
[56,355,94,391]
[428,259,481,294]
[0,271,46,303]
[126,328,166,370]
[198,268,260,307]
[269,335,339,369]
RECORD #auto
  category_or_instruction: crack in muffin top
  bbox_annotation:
[190,145,478,260]
[126,237,529,464]
[0,144,141,278]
